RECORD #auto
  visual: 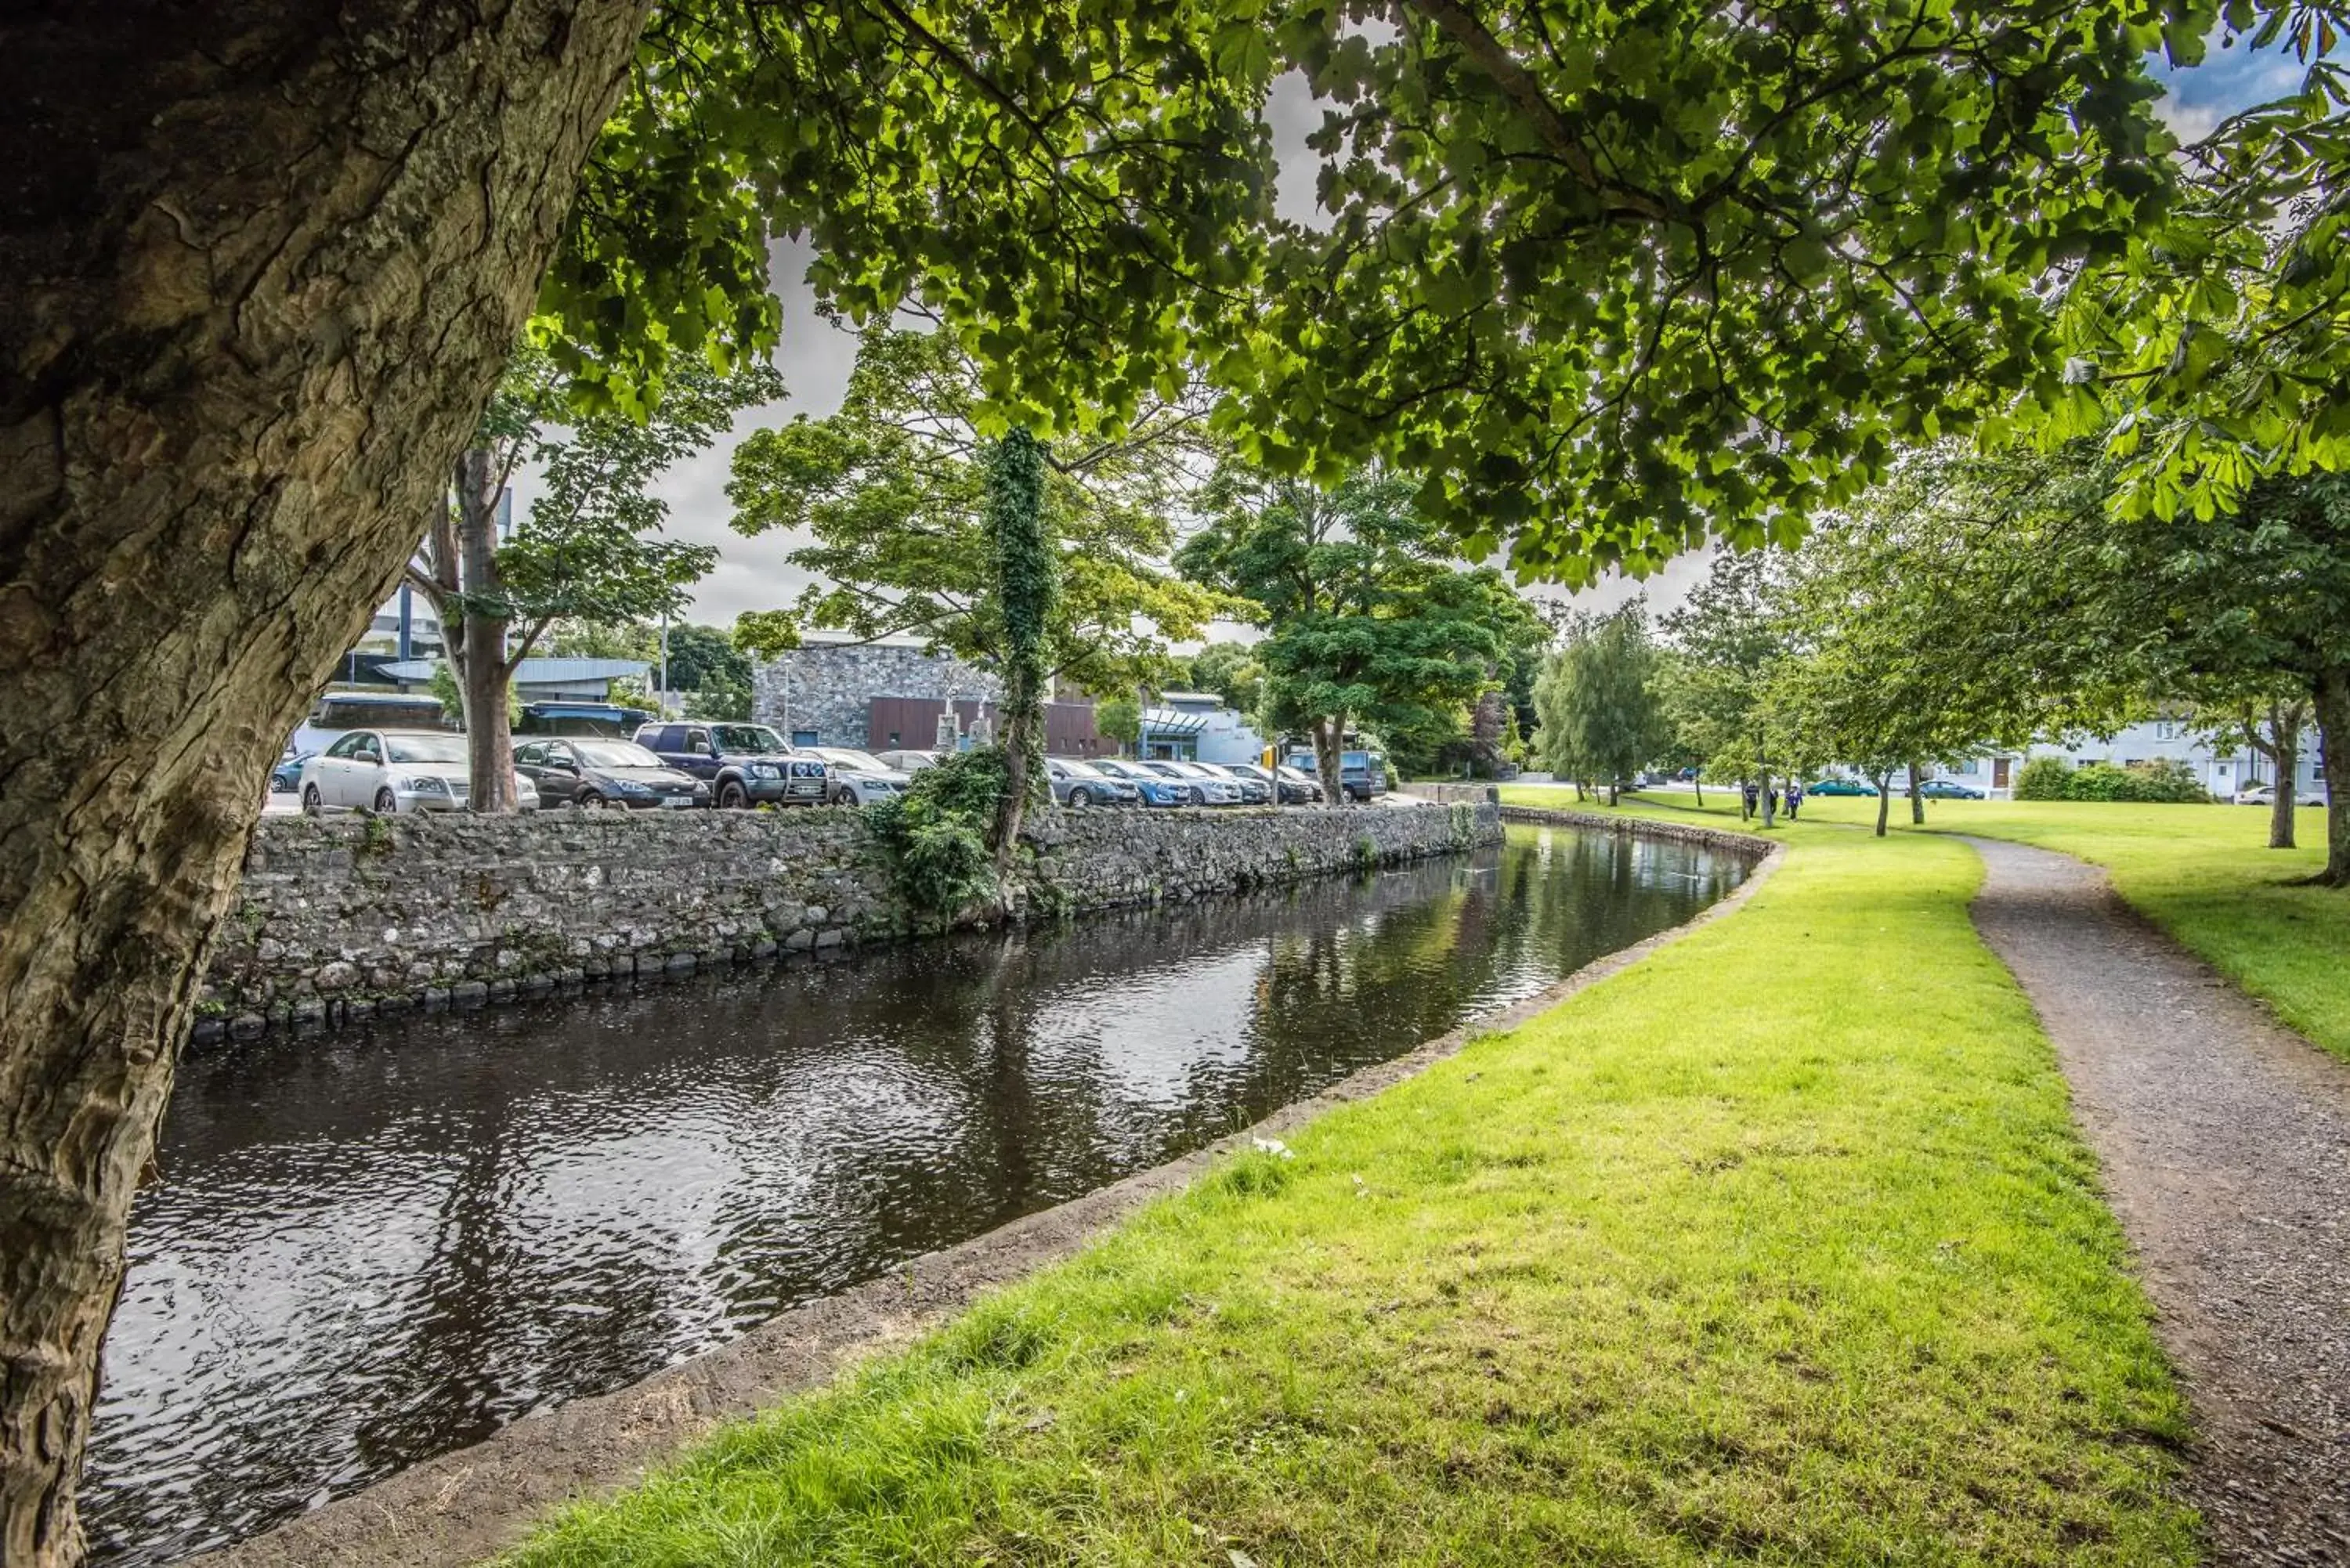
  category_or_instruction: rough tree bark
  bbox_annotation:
[0,7,645,1562]
[452,450,519,811]
[1875,771,1894,836]
[1907,760,1925,825]
[1314,716,1347,807]
[2311,668,2350,886]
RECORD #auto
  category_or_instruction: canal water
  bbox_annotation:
[89,822,1745,1565]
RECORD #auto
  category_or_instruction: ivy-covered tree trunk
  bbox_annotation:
[0,8,644,1563]
[1314,717,1347,807]
[985,430,1054,875]
[2312,667,2350,886]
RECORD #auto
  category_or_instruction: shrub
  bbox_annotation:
[2019,755,2210,804]
[2014,756,2074,800]
[866,746,1009,916]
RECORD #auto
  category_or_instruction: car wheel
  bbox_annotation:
[372,786,396,814]
[832,785,859,807]
[301,784,324,817]
[1189,786,1206,807]
[1068,786,1090,807]
[580,791,609,811]
[719,781,749,809]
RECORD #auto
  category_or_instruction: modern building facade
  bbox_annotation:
[1140,692,1267,764]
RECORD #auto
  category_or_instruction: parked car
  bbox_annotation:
[269,750,313,793]
[514,737,706,810]
[1287,748,1389,801]
[873,748,942,774]
[1046,757,1140,807]
[1806,777,1878,797]
[1916,779,1986,800]
[298,730,539,815]
[804,746,916,805]
[1190,761,1272,805]
[1090,758,1195,807]
[1141,760,1247,806]
[1223,761,1321,804]
[634,721,827,807]
[2236,784,2326,807]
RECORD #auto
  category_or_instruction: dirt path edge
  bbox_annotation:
[185,822,1781,1568]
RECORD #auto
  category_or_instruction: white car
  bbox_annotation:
[872,749,941,774]
[2235,784,2326,807]
[1141,761,1246,806]
[299,729,538,814]
[804,747,916,806]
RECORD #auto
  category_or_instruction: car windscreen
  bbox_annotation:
[385,735,468,764]
[819,749,888,772]
[573,742,665,768]
[1056,760,1104,778]
[710,724,787,753]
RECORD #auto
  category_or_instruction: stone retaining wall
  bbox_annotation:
[198,801,1499,1041]
[1401,783,1770,858]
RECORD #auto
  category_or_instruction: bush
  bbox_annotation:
[866,746,1009,916]
[2014,756,2074,800]
[2016,755,2210,804]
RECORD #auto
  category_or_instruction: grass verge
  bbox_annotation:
[1498,784,2350,1066]
[504,829,2193,1568]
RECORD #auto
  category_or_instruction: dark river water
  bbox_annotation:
[89,822,1744,1565]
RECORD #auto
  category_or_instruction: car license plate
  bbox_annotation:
[660,795,693,808]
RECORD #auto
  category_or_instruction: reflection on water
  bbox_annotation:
[89,824,1743,1564]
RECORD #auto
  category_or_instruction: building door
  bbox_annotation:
[1992,757,2011,791]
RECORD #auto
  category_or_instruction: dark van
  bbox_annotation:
[633,721,827,807]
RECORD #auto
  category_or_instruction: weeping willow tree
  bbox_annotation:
[986,429,1058,872]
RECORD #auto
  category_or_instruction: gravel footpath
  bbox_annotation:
[1965,836,2350,1567]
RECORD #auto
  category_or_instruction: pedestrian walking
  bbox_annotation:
[1785,780,1803,821]
[1741,780,1759,819]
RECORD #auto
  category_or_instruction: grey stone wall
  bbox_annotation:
[752,642,1001,744]
[198,800,1500,1039]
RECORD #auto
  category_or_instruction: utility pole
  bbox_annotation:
[658,607,670,716]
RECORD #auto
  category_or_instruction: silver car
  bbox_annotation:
[299,728,539,814]
[1140,760,1246,806]
[873,749,941,774]
[806,746,916,805]
[1046,757,1140,807]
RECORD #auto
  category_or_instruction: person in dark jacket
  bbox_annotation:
[1741,780,1759,819]
[1785,780,1803,820]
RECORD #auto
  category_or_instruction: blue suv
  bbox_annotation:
[634,721,827,807]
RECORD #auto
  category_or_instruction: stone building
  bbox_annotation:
[750,634,1108,754]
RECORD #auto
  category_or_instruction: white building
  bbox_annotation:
[1142,692,1266,764]
[1947,717,2325,800]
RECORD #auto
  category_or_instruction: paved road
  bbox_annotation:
[1965,836,2350,1566]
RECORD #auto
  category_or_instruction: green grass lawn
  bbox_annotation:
[505,828,2194,1568]
[1499,782,2350,1065]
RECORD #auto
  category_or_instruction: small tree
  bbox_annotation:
[409,349,778,809]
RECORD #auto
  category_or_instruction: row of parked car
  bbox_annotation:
[284,717,1337,815]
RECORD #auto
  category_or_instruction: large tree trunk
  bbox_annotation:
[0,8,645,1562]
[1314,717,1347,807]
[985,431,1053,875]
[2312,668,2350,886]
[452,448,517,811]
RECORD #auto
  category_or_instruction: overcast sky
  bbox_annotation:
[507,38,2297,643]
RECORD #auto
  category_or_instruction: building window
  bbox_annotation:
[2154,721,2178,740]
